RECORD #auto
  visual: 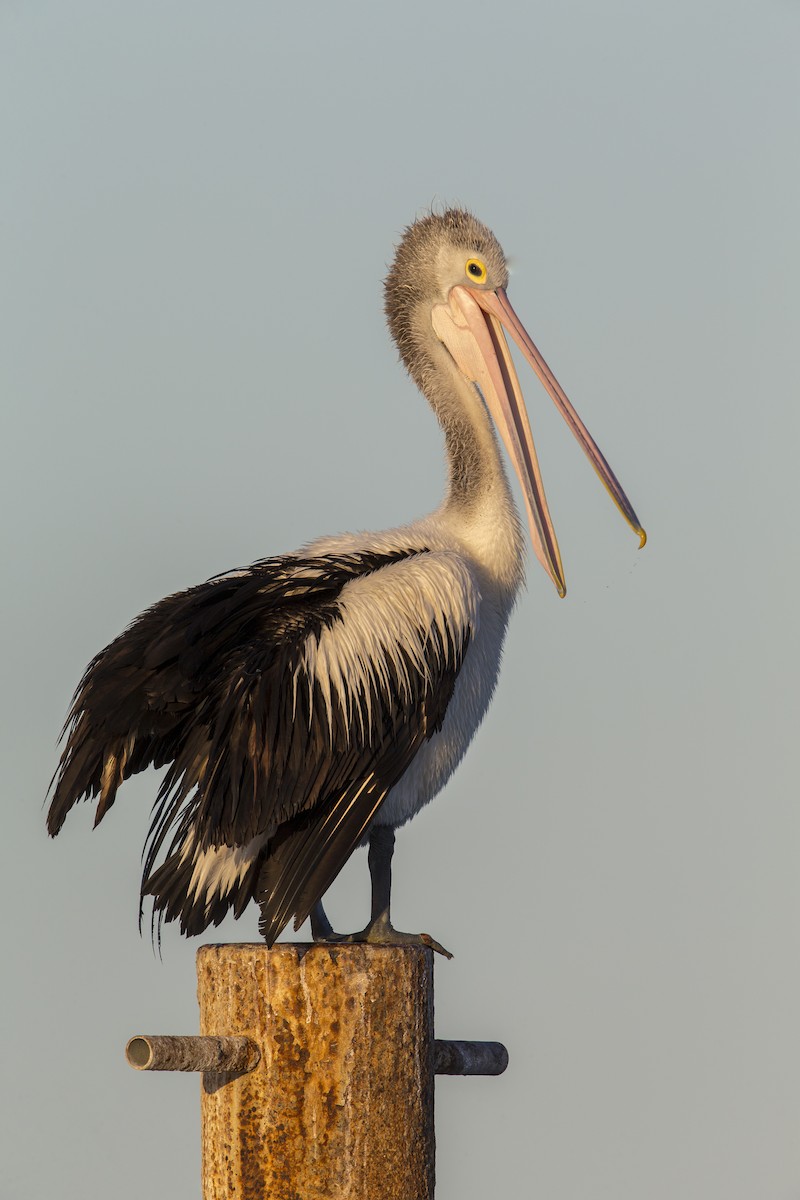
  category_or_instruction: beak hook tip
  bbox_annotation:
[637,527,647,549]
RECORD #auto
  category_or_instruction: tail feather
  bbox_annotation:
[256,779,387,945]
[143,834,266,937]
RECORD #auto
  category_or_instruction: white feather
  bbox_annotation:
[181,830,267,913]
[297,480,525,830]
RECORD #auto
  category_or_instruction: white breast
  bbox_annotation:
[305,500,523,832]
[374,570,515,828]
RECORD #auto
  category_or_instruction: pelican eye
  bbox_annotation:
[465,258,487,283]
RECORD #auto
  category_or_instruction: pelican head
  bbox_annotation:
[385,209,645,596]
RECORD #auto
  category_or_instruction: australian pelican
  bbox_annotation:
[47,210,644,954]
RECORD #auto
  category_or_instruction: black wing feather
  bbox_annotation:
[48,548,472,942]
[48,551,401,835]
[256,629,466,942]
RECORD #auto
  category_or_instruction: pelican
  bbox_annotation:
[47,209,644,955]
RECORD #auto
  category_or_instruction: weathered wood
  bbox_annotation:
[126,1034,260,1073]
[197,942,435,1200]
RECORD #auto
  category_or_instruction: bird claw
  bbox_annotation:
[313,920,453,960]
[416,932,454,959]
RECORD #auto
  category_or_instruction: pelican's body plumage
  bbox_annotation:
[304,503,522,834]
[48,210,643,949]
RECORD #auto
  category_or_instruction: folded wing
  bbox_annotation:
[48,547,478,941]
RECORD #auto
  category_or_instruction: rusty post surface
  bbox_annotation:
[126,1034,260,1073]
[197,942,435,1200]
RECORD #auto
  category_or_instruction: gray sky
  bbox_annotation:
[3,2,799,1197]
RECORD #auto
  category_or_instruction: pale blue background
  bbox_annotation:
[2,2,798,1197]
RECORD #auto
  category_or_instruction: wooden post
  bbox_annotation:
[198,943,434,1200]
[127,941,508,1198]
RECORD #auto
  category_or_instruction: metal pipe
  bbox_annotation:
[434,1039,508,1076]
[127,1034,507,1076]
[126,1034,260,1073]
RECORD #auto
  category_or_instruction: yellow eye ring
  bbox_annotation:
[465,257,487,283]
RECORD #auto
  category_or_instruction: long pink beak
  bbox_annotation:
[432,284,645,596]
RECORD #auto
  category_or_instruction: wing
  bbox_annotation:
[48,546,478,942]
[47,550,395,835]
[247,550,478,943]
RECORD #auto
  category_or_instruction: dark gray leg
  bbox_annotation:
[310,899,335,941]
[365,824,394,933]
[309,825,452,959]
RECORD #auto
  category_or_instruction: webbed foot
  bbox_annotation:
[311,902,452,959]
